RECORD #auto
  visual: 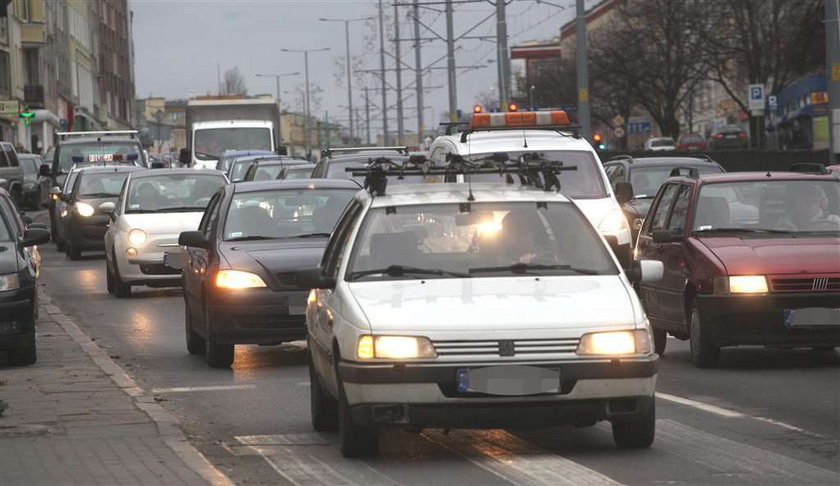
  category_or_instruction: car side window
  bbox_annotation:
[667,185,692,234]
[646,184,680,233]
[5,146,18,167]
[0,195,23,236]
[199,193,222,237]
[0,145,8,168]
[323,201,364,280]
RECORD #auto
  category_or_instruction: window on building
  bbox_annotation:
[0,51,10,98]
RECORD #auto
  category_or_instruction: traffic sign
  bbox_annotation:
[767,95,778,110]
[614,127,625,138]
[748,84,765,111]
[612,115,625,127]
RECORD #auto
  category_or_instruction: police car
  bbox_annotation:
[429,111,633,265]
[298,158,663,458]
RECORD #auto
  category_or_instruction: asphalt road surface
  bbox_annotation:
[33,211,840,486]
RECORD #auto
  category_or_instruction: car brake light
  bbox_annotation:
[470,110,570,129]
[714,134,724,139]
[738,132,747,138]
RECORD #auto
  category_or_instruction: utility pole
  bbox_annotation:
[575,0,591,140]
[495,0,510,110]
[413,0,424,139]
[445,0,457,122]
[827,0,840,164]
[378,0,389,145]
[255,72,299,146]
[394,3,405,143]
[365,87,372,145]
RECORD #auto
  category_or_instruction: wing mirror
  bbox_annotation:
[614,181,634,205]
[20,228,51,248]
[179,148,191,165]
[296,267,336,290]
[99,201,116,218]
[39,164,51,177]
[178,230,210,249]
[652,229,682,244]
[626,260,664,284]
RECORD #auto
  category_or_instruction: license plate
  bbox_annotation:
[784,308,840,328]
[288,294,307,315]
[163,252,188,270]
[456,366,560,396]
[725,135,737,139]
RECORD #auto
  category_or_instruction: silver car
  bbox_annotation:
[103,169,227,297]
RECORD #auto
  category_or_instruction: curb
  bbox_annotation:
[40,288,236,486]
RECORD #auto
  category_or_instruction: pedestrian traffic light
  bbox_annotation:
[473,104,483,114]
[19,106,35,126]
[508,103,518,112]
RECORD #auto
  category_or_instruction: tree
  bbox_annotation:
[699,0,824,146]
[588,0,707,139]
[512,58,577,110]
[222,66,248,96]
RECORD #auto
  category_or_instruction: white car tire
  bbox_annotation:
[611,398,655,449]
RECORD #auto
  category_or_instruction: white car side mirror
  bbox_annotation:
[639,260,663,283]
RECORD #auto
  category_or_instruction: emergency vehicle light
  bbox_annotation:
[470,110,570,129]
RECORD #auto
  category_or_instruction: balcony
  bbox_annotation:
[24,84,44,108]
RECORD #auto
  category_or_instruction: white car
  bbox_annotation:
[428,111,634,265]
[102,169,227,297]
[644,137,676,152]
[300,165,663,458]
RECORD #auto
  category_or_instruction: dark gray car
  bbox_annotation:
[18,154,51,210]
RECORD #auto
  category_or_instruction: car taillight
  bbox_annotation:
[738,132,747,138]
[714,134,724,139]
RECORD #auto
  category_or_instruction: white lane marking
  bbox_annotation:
[657,392,829,438]
[655,419,840,484]
[297,381,311,387]
[422,429,622,486]
[656,392,745,418]
[235,434,399,486]
[151,384,257,394]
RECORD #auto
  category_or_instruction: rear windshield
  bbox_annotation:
[56,141,142,173]
[651,138,675,147]
[20,157,39,175]
[631,164,723,198]
[325,157,437,185]
[462,151,607,199]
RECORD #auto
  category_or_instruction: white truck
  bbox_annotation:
[179,98,283,169]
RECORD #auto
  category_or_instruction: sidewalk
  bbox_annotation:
[0,290,234,486]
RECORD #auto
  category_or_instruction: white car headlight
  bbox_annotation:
[598,209,629,234]
[577,330,651,355]
[0,273,20,292]
[127,229,148,247]
[75,202,95,217]
[356,335,437,359]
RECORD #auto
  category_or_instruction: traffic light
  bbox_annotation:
[592,131,606,150]
[473,104,483,114]
[19,106,35,126]
[508,103,518,112]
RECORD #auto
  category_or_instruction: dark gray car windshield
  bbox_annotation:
[347,202,618,281]
[463,151,606,199]
[224,189,355,240]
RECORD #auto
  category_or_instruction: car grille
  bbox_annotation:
[275,272,299,288]
[771,277,840,293]
[433,338,580,358]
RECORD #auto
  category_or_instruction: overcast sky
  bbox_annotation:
[131,0,581,133]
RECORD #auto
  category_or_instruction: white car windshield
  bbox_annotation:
[693,180,840,234]
[126,174,225,213]
[194,128,272,160]
[78,172,132,198]
[462,151,607,199]
[224,189,356,241]
[346,202,618,281]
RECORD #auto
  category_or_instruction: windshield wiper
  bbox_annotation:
[80,192,119,198]
[194,151,217,160]
[349,265,470,280]
[290,232,332,239]
[154,206,206,212]
[226,235,277,242]
[693,227,793,234]
[469,263,601,275]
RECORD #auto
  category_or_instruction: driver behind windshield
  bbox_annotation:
[496,210,558,265]
[779,186,840,231]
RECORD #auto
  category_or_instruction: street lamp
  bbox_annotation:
[281,47,331,160]
[255,72,299,149]
[318,16,373,142]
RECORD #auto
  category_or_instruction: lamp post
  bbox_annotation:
[281,48,331,160]
[255,72,299,149]
[319,16,373,142]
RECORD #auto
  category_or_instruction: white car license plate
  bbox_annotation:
[289,295,307,315]
[163,252,187,270]
[784,308,840,328]
[456,366,560,396]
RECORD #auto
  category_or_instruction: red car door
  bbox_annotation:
[637,183,680,323]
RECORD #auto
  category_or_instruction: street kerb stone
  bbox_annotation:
[36,288,235,486]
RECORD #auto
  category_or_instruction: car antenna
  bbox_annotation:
[523,130,528,149]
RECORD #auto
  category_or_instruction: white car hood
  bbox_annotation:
[121,212,204,234]
[348,276,636,334]
[570,197,615,228]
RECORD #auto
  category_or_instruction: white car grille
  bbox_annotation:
[433,338,580,358]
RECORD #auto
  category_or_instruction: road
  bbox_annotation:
[33,211,840,486]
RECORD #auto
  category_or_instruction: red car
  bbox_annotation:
[676,133,707,151]
[635,170,840,367]
[828,164,840,174]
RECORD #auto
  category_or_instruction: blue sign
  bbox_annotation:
[627,120,652,135]
[768,95,778,110]
[750,85,764,101]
